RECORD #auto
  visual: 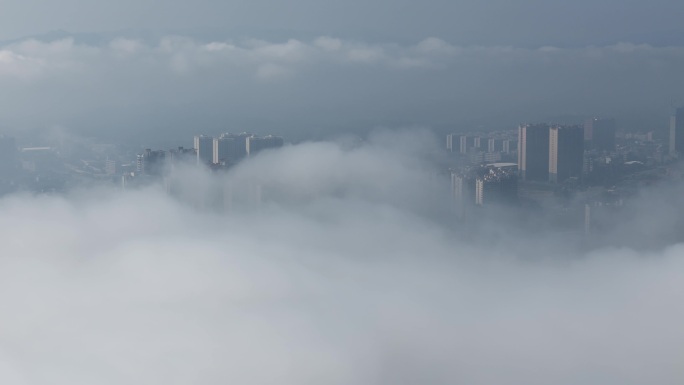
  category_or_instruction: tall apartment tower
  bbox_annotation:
[670,107,684,156]
[584,118,616,151]
[446,134,456,152]
[503,139,518,154]
[459,135,476,154]
[451,172,469,218]
[105,159,118,175]
[136,149,166,176]
[213,137,228,164]
[487,138,503,153]
[518,124,550,181]
[194,135,214,165]
[475,179,484,206]
[473,137,483,150]
[475,165,518,206]
[213,133,252,164]
[549,125,584,183]
[246,135,284,157]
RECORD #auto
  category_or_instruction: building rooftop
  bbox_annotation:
[486,162,517,168]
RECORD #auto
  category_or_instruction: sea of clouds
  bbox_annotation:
[0,130,682,384]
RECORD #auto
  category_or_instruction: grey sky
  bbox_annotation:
[0,35,682,146]
[0,0,683,145]
[2,0,684,45]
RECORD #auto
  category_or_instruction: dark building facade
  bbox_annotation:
[549,125,584,183]
[136,149,166,176]
[670,107,684,156]
[193,135,214,165]
[459,135,476,154]
[584,118,616,152]
[503,139,518,154]
[475,164,518,206]
[451,171,476,218]
[518,124,550,181]
[488,138,504,153]
[167,146,196,171]
[246,135,284,156]
[213,133,252,164]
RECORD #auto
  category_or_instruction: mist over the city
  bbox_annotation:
[1,1,684,384]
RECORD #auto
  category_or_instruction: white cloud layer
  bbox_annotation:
[0,34,683,142]
[0,36,449,81]
[0,133,683,384]
[2,36,684,81]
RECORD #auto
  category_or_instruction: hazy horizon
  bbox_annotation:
[1,19,684,145]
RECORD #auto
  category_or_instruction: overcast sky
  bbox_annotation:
[0,0,683,145]
[2,0,684,46]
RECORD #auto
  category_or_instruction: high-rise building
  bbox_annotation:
[487,138,503,153]
[451,171,476,218]
[670,107,684,156]
[213,133,252,164]
[446,134,456,152]
[475,178,484,206]
[136,149,166,176]
[105,159,117,175]
[473,137,483,150]
[584,118,616,151]
[194,135,214,165]
[474,164,518,206]
[451,172,465,218]
[166,146,196,172]
[518,124,550,181]
[246,135,284,156]
[459,135,476,154]
[167,147,195,161]
[549,125,584,183]
[503,139,518,154]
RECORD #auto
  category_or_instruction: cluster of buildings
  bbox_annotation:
[446,131,518,164]
[0,106,682,232]
[192,133,284,166]
[445,111,684,243]
[519,123,586,183]
[0,129,287,197]
[449,118,617,213]
[115,132,285,203]
[451,163,518,218]
[132,133,284,179]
